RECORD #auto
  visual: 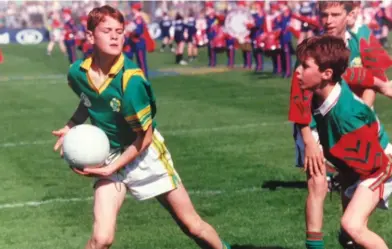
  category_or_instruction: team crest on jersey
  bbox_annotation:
[110,98,121,112]
[350,57,362,67]
[80,93,92,107]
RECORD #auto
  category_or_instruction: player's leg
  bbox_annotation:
[187,40,193,60]
[169,36,175,53]
[246,50,252,69]
[226,47,235,68]
[59,39,67,54]
[211,47,217,67]
[136,44,149,79]
[337,169,361,248]
[341,185,388,249]
[293,124,327,249]
[125,130,230,249]
[156,184,230,249]
[276,50,282,74]
[256,50,264,71]
[85,179,127,249]
[192,40,198,60]
[271,50,278,74]
[65,39,77,64]
[305,172,328,249]
[47,38,55,55]
[161,36,168,52]
[176,41,187,65]
[208,42,213,67]
[283,43,292,78]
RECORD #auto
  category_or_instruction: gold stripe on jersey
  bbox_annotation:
[122,69,147,92]
[125,105,151,122]
[126,106,152,132]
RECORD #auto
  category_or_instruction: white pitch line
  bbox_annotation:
[0,187,261,210]
[0,121,291,148]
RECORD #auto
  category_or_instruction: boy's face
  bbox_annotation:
[87,16,124,56]
[296,57,332,90]
[320,4,351,37]
[347,6,359,28]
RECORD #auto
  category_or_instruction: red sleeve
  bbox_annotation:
[360,35,392,81]
[341,67,375,88]
[330,122,392,183]
[288,71,313,124]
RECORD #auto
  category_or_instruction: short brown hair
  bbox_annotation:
[318,1,355,13]
[296,35,350,82]
[87,5,124,32]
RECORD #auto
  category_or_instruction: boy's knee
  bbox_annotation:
[308,174,328,197]
[341,217,363,241]
[91,228,115,249]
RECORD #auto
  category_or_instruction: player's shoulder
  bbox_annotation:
[122,57,148,91]
[332,82,374,130]
[68,59,85,78]
[356,24,372,40]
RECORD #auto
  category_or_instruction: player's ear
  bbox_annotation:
[86,30,94,45]
[321,68,333,81]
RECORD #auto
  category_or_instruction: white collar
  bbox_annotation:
[345,30,352,46]
[314,83,341,116]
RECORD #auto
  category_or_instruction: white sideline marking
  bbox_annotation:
[0,187,260,210]
[0,121,291,148]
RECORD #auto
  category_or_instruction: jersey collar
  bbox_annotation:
[80,53,125,76]
[345,30,352,46]
[314,83,341,116]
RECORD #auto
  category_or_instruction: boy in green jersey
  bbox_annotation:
[52,5,230,249]
[296,34,392,249]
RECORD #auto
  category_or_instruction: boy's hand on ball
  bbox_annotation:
[70,166,96,177]
[52,125,71,156]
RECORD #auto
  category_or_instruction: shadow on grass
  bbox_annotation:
[232,244,289,249]
[261,180,307,191]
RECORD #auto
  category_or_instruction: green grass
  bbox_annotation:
[0,43,391,249]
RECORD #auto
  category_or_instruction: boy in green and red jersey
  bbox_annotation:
[288,2,392,248]
[296,34,392,249]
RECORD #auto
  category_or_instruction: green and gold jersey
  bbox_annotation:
[67,53,156,149]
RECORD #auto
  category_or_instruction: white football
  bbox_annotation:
[63,124,110,170]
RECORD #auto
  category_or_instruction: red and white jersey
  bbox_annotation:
[211,25,227,48]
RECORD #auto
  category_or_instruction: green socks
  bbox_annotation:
[222,240,231,249]
[306,231,325,249]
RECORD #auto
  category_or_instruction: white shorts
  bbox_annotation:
[94,129,181,201]
[293,123,321,167]
[345,143,392,209]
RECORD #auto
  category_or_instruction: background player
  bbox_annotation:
[173,12,187,65]
[185,10,198,62]
[159,11,174,52]
[46,11,66,57]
